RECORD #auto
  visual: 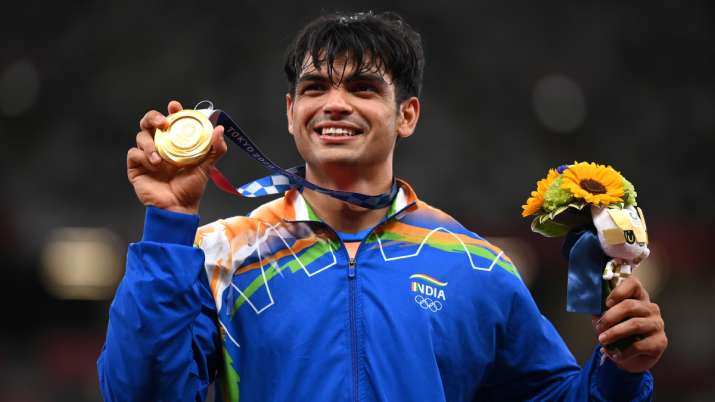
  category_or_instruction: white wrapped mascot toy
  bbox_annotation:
[592,205,649,293]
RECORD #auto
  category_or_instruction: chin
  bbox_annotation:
[316,157,362,168]
[313,149,361,164]
[305,151,364,168]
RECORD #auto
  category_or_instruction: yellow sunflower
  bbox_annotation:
[560,162,624,206]
[521,168,559,217]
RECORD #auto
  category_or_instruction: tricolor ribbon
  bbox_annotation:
[206,109,398,210]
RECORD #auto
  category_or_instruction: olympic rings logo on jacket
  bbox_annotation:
[414,295,443,312]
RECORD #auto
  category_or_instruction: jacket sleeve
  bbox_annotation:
[97,207,221,402]
[478,279,653,401]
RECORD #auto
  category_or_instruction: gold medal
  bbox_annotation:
[154,109,213,167]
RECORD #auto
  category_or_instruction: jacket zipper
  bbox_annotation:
[289,206,416,402]
[348,256,358,402]
[343,217,406,402]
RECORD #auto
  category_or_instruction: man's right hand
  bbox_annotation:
[127,100,227,215]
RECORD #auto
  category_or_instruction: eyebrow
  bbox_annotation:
[296,73,329,84]
[296,72,389,86]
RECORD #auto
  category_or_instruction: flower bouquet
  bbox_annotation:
[522,162,650,308]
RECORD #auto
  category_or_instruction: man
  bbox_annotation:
[98,11,667,402]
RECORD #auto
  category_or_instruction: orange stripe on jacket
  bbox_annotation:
[378,220,511,262]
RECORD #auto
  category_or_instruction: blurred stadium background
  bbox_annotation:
[1,1,713,401]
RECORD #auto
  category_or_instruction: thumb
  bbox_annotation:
[202,125,227,167]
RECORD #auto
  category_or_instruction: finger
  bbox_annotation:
[211,125,227,157]
[127,147,158,174]
[605,276,650,308]
[135,131,162,165]
[139,110,168,131]
[607,332,668,362]
[595,299,653,334]
[168,100,183,115]
[598,316,663,346]
[203,125,227,165]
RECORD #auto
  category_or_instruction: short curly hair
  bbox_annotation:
[284,11,425,104]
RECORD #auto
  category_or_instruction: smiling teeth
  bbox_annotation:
[321,127,356,136]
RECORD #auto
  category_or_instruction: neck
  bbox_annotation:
[302,162,393,233]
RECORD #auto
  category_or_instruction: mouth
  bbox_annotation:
[313,125,364,137]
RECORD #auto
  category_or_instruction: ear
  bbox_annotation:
[286,93,295,136]
[397,96,420,139]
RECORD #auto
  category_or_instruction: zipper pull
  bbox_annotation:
[348,257,356,278]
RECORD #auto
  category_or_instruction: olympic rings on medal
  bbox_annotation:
[414,295,443,312]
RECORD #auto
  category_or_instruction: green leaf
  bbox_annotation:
[546,202,585,220]
[531,216,571,237]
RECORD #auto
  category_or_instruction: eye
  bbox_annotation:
[352,82,378,94]
[300,83,327,95]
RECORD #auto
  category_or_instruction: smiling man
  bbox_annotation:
[98,11,666,402]
[286,53,419,239]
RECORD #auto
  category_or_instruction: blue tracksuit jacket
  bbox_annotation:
[98,180,653,401]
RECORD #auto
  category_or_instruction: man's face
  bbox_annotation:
[286,55,419,171]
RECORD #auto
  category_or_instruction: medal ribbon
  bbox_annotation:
[207,110,398,210]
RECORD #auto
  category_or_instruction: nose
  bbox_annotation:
[322,87,353,117]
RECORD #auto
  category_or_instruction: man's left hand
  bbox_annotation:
[592,276,668,373]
